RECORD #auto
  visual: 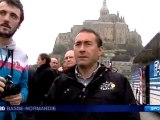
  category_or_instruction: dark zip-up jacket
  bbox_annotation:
[46,65,140,120]
[31,64,58,105]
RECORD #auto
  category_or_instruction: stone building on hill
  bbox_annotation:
[50,0,143,79]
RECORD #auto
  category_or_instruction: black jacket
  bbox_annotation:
[31,64,58,105]
[47,65,140,120]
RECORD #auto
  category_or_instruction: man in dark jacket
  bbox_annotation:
[29,53,58,120]
[47,28,141,120]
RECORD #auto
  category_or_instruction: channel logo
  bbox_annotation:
[145,105,160,112]
[0,106,5,111]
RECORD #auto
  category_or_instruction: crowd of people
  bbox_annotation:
[0,0,140,120]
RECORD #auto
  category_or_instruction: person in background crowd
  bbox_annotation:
[50,57,60,76]
[0,0,28,120]
[63,50,76,71]
[57,50,76,72]
[50,57,59,70]
[46,28,140,120]
[31,53,58,120]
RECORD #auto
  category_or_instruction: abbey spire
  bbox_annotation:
[103,0,106,6]
[99,0,109,21]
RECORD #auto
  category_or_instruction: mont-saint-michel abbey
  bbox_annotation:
[51,0,143,79]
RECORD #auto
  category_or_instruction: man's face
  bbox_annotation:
[50,58,59,70]
[37,56,45,68]
[64,50,76,69]
[74,32,103,67]
[0,1,21,38]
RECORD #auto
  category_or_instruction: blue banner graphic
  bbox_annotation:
[0,105,147,112]
[0,105,159,112]
[145,105,160,112]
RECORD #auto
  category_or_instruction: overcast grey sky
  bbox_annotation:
[13,0,160,64]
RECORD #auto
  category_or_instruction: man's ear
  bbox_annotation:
[99,46,104,57]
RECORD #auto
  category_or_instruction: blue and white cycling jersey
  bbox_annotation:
[0,40,28,120]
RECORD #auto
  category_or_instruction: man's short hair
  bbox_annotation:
[78,28,103,47]
[39,53,51,64]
